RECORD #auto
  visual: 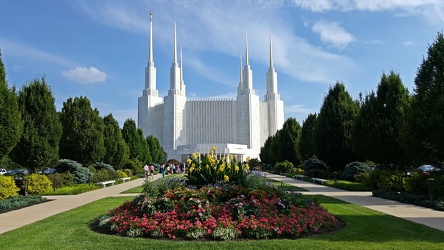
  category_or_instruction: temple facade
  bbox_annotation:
[138,13,284,162]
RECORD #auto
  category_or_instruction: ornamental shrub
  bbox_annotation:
[95,162,115,171]
[55,159,92,184]
[46,172,75,188]
[273,160,294,174]
[24,174,52,195]
[122,169,132,177]
[116,171,128,178]
[0,195,47,212]
[91,169,111,183]
[0,176,19,199]
[303,156,328,178]
[340,161,371,181]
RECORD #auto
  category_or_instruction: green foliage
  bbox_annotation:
[0,175,19,199]
[122,168,133,177]
[352,72,409,167]
[299,113,317,161]
[116,171,127,178]
[325,180,372,191]
[340,161,371,181]
[138,128,152,164]
[55,159,91,184]
[9,78,62,173]
[404,32,444,165]
[0,51,23,160]
[59,96,105,165]
[46,172,75,188]
[24,174,52,195]
[405,172,444,198]
[103,114,129,169]
[303,156,328,177]
[277,118,302,167]
[362,169,404,192]
[260,118,302,166]
[122,119,144,162]
[94,162,115,171]
[146,135,166,164]
[314,82,359,171]
[123,158,143,175]
[0,195,47,212]
[42,183,100,195]
[142,174,188,198]
[186,148,250,187]
[273,160,295,174]
[373,189,444,211]
[91,169,112,183]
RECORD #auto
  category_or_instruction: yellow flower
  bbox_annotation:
[246,156,251,162]
[229,154,233,161]
[218,165,225,172]
[224,175,229,182]
[211,145,216,152]
[205,164,209,169]
[235,165,239,172]
[192,152,198,160]
[187,158,192,165]
[190,167,195,173]
[192,163,196,168]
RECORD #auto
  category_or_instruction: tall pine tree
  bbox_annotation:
[10,78,62,172]
[405,32,444,165]
[59,96,105,165]
[314,82,359,171]
[0,51,23,160]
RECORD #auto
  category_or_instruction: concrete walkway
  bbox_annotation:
[265,173,444,232]
[1,173,443,235]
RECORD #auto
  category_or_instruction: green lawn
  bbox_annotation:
[0,195,443,249]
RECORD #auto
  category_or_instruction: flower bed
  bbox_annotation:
[98,184,338,240]
[98,146,340,240]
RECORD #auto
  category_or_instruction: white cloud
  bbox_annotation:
[285,104,313,115]
[312,21,355,50]
[62,66,107,83]
[403,41,416,46]
[292,0,436,12]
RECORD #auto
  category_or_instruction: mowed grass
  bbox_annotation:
[0,195,443,250]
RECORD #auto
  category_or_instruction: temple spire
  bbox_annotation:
[269,33,273,68]
[245,31,249,66]
[149,11,153,64]
[239,54,243,82]
[180,46,183,82]
[174,22,177,63]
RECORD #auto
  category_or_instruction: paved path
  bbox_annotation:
[1,173,443,235]
[265,173,444,232]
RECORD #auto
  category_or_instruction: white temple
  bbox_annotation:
[138,13,284,162]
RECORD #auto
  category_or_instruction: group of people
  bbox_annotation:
[143,163,186,180]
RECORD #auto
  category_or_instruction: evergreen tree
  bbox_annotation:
[146,135,166,163]
[103,114,129,168]
[138,128,152,164]
[0,51,23,160]
[59,96,105,165]
[10,78,62,172]
[277,118,302,167]
[353,72,409,167]
[314,82,359,171]
[122,119,143,161]
[405,32,444,165]
[299,113,317,161]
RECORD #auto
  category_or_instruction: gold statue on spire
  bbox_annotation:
[149,11,152,22]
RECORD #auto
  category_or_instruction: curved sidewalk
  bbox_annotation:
[266,172,444,232]
[0,176,154,234]
[1,173,443,235]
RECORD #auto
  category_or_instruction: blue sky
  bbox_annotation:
[1,0,443,127]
